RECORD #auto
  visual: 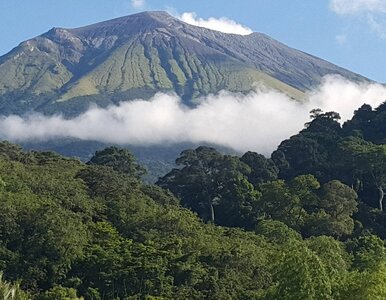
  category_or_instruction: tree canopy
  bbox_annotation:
[3,101,386,298]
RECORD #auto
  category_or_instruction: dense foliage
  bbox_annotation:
[2,102,386,299]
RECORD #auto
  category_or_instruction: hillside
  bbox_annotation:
[2,104,386,298]
[0,11,369,116]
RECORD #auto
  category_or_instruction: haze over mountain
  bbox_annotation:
[0,11,369,116]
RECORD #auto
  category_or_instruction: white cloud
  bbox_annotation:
[367,14,386,38]
[131,0,145,9]
[0,76,385,154]
[308,75,386,121]
[335,33,348,44]
[330,0,386,39]
[178,12,253,35]
[330,0,386,14]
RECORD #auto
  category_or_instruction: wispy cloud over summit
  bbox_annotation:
[178,12,253,35]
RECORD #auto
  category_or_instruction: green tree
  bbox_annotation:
[74,221,173,299]
[259,180,305,229]
[346,234,386,271]
[340,137,386,211]
[306,236,350,279]
[266,241,332,300]
[240,151,278,187]
[342,104,374,140]
[305,180,358,238]
[157,147,256,226]
[0,272,29,300]
[255,220,302,245]
[259,175,320,230]
[88,146,146,178]
[272,110,342,182]
[336,265,386,300]
[38,286,83,300]
[214,177,261,229]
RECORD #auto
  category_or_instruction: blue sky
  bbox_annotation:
[1,0,386,82]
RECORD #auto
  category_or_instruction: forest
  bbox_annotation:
[1,102,386,299]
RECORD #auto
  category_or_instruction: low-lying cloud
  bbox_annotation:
[308,75,386,121]
[178,12,253,35]
[1,76,386,154]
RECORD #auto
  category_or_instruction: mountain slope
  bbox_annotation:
[0,11,369,115]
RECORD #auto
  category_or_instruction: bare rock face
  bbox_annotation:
[0,11,369,116]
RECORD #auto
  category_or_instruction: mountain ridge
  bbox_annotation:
[0,11,370,116]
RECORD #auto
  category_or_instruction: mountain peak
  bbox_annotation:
[137,10,173,18]
[67,11,178,37]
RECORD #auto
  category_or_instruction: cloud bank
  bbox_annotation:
[0,76,385,154]
[178,12,253,35]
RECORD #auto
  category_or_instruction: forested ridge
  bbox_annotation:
[2,102,386,299]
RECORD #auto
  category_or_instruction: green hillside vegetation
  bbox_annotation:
[0,28,304,117]
[2,101,386,299]
[59,40,304,102]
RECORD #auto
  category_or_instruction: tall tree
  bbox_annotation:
[272,110,342,182]
[259,175,320,231]
[340,137,386,211]
[305,180,358,238]
[240,151,278,187]
[88,146,146,179]
[157,146,257,226]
